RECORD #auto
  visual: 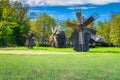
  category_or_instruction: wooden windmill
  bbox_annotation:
[67,7,100,52]
[49,28,66,48]
[24,33,35,48]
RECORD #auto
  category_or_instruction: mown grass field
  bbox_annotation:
[0,47,120,80]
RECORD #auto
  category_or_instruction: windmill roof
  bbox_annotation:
[91,35,106,43]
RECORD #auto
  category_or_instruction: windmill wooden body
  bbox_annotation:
[67,7,99,52]
[49,28,66,48]
[24,33,35,48]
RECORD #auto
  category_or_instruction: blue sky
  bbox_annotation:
[22,0,120,22]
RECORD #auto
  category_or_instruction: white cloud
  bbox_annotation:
[12,0,120,6]
[68,6,96,10]
[87,0,120,5]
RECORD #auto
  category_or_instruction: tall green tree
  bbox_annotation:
[110,14,120,47]
[0,0,30,46]
[10,1,30,46]
[30,13,56,45]
[94,21,104,36]
[94,20,111,45]
[102,21,110,43]
[0,0,15,46]
[61,18,73,38]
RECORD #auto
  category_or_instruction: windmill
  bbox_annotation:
[49,27,66,48]
[67,7,100,52]
[24,33,35,48]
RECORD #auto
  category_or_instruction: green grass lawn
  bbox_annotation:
[0,47,120,53]
[0,47,120,80]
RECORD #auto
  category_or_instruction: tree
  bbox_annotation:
[102,21,110,43]
[30,13,56,45]
[61,18,73,39]
[0,0,30,46]
[10,1,30,46]
[110,14,120,47]
[94,21,104,36]
[0,21,17,46]
[0,0,16,46]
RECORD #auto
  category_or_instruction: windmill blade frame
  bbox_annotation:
[81,12,100,27]
[66,22,79,29]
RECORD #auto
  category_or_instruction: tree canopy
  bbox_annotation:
[110,14,120,47]
[0,0,30,46]
[30,13,56,45]
[94,13,120,47]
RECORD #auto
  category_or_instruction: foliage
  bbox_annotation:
[95,21,110,44]
[0,21,17,46]
[0,0,30,46]
[30,13,56,45]
[61,18,73,38]
[110,14,120,47]
[102,21,110,43]
[94,13,120,47]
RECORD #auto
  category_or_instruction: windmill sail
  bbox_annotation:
[81,13,100,27]
[66,22,79,29]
